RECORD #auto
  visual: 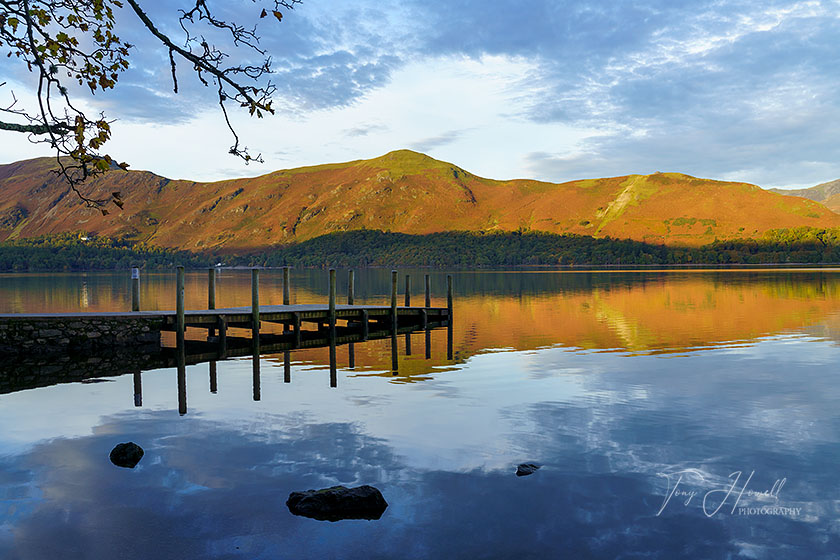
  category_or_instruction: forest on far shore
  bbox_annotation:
[3,227,840,271]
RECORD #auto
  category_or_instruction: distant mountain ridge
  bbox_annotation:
[770,179,840,213]
[2,150,839,251]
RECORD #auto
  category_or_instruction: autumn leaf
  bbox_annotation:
[260,8,267,18]
[272,10,283,22]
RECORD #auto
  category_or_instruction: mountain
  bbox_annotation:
[2,150,839,251]
[770,179,840,213]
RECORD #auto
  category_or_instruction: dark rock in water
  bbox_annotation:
[516,463,541,477]
[109,442,144,468]
[286,485,388,522]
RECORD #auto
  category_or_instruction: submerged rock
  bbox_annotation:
[516,463,541,477]
[109,442,144,468]
[286,485,388,521]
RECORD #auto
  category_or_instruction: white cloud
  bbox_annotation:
[6,54,595,183]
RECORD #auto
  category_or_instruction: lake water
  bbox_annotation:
[1,268,839,559]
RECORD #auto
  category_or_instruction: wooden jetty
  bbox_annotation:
[0,267,453,358]
[0,268,456,412]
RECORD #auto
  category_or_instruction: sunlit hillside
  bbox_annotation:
[2,150,839,250]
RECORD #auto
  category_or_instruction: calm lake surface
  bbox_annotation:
[1,268,839,559]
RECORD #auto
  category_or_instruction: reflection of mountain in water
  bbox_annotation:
[4,270,840,392]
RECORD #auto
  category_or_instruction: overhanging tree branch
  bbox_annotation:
[0,0,302,207]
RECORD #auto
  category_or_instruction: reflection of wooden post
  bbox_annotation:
[349,343,355,368]
[218,316,227,358]
[293,312,302,347]
[425,274,431,308]
[131,268,140,312]
[252,337,261,401]
[447,316,454,361]
[405,332,412,356]
[251,268,260,335]
[329,336,337,388]
[361,309,369,340]
[425,325,431,360]
[133,371,142,407]
[329,268,337,387]
[283,351,291,383]
[391,331,399,375]
[176,266,185,347]
[177,337,187,416]
[209,361,218,393]
[391,270,398,333]
[283,266,291,305]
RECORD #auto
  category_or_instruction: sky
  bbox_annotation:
[1,0,839,188]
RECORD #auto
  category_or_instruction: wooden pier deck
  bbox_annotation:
[0,267,454,357]
[168,303,449,330]
[0,304,448,328]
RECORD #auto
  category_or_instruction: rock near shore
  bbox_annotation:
[286,485,388,522]
[109,442,144,468]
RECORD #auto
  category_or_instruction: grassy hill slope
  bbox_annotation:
[2,150,839,250]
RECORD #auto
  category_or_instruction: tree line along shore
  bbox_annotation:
[3,228,840,271]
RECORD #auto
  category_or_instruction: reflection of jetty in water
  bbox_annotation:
[6,269,840,400]
[0,317,454,415]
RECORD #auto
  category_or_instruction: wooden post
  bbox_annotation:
[329,268,336,334]
[425,324,431,360]
[283,266,291,305]
[447,274,453,361]
[405,332,412,356]
[425,274,431,308]
[208,268,216,310]
[131,268,140,312]
[251,268,260,334]
[405,274,411,307]
[391,269,398,332]
[348,270,355,369]
[447,274,453,318]
[283,351,291,383]
[208,268,216,337]
[176,266,185,346]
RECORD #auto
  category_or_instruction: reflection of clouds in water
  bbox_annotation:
[0,414,765,559]
[1,332,839,556]
[500,337,840,550]
[0,414,832,559]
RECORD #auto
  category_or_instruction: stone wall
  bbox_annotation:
[0,315,164,355]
